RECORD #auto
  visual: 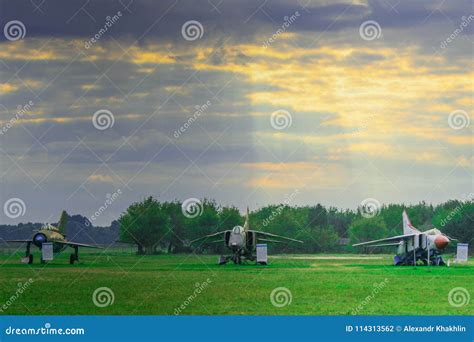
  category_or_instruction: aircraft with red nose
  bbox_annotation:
[353,211,454,266]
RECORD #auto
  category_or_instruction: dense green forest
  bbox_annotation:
[119,197,474,255]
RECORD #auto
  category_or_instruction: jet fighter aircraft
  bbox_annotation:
[5,211,101,264]
[190,208,303,264]
[353,210,454,266]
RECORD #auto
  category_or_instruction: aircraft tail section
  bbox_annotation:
[402,210,418,234]
[57,210,68,234]
[243,207,250,231]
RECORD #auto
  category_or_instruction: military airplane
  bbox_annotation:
[353,210,454,266]
[190,208,303,264]
[5,211,101,264]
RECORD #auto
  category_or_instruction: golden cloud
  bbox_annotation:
[0,83,19,94]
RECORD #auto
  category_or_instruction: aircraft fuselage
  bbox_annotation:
[395,230,449,266]
[32,229,68,253]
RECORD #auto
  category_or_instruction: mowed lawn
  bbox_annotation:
[0,251,472,315]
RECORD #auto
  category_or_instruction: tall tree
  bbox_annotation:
[118,196,170,254]
[162,201,188,253]
[349,216,388,249]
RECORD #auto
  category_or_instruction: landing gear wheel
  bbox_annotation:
[69,253,77,264]
[434,256,446,266]
[27,254,33,264]
[231,255,241,264]
[218,255,227,265]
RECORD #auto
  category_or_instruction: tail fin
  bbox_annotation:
[243,207,250,231]
[402,210,418,234]
[57,210,68,234]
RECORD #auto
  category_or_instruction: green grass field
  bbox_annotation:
[0,251,472,315]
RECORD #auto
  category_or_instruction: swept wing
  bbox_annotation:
[352,234,417,247]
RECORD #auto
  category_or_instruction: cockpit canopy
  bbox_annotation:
[424,228,442,235]
[42,223,59,232]
[232,226,243,234]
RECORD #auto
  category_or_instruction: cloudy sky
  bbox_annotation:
[0,0,472,225]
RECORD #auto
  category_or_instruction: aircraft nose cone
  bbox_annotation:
[435,235,449,249]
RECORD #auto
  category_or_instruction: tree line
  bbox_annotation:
[118,197,474,255]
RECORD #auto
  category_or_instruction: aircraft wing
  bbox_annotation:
[3,239,102,248]
[444,234,458,242]
[352,234,417,247]
[251,231,303,243]
[258,238,285,244]
[189,231,228,245]
[3,239,31,243]
[363,242,402,248]
[63,241,102,248]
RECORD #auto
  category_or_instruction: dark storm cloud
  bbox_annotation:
[368,0,474,28]
[2,0,471,44]
[1,1,472,225]
[0,0,298,42]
